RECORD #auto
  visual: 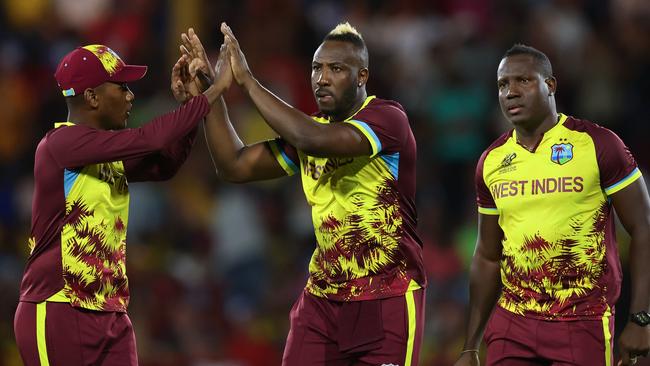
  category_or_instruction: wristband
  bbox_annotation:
[460,349,479,354]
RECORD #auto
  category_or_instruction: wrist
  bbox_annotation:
[460,349,479,357]
[630,310,650,327]
[241,73,257,92]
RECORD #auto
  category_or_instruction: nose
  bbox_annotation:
[126,89,135,102]
[505,85,519,99]
[316,70,330,86]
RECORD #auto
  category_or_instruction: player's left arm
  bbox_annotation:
[611,179,650,365]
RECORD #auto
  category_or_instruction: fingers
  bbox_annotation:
[188,58,203,77]
[621,352,631,366]
[171,56,189,102]
[180,44,191,58]
[620,352,639,366]
[188,28,207,56]
[220,22,240,48]
[181,32,195,58]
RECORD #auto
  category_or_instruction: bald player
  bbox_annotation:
[455,44,650,366]
[180,22,427,366]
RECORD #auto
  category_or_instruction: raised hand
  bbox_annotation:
[214,43,233,92]
[170,54,200,103]
[220,22,254,88]
[180,28,215,92]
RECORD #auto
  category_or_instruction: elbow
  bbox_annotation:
[291,135,324,157]
[216,168,251,184]
[155,166,181,181]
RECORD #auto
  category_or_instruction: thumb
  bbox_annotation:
[620,352,630,366]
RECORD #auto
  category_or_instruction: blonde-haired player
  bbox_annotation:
[180,21,427,365]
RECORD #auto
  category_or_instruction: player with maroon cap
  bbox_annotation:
[13,44,230,365]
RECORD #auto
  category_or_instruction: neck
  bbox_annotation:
[331,90,367,122]
[67,109,102,129]
[514,111,559,149]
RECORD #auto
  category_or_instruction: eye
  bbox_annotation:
[312,64,321,71]
[332,66,342,72]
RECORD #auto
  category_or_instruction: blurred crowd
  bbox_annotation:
[1,0,649,365]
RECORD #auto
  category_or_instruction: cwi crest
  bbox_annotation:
[550,142,573,165]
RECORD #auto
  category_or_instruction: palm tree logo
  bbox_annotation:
[551,143,574,165]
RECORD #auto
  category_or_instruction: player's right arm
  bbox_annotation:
[454,213,503,366]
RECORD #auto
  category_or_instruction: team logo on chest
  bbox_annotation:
[550,141,573,165]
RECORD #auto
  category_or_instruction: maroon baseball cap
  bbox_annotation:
[54,44,147,97]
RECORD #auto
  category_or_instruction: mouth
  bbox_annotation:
[315,89,333,102]
[507,105,524,115]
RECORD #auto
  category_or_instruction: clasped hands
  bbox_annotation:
[171,22,252,103]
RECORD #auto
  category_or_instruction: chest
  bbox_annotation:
[484,139,602,210]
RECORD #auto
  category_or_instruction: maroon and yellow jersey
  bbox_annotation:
[19,95,210,312]
[268,96,426,301]
[476,114,641,320]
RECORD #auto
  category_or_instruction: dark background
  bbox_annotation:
[0,0,649,365]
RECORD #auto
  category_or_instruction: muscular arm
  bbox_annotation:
[611,178,650,364]
[241,80,371,157]
[461,214,504,355]
[203,96,287,183]
[221,23,371,158]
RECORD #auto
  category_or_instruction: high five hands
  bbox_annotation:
[172,26,234,103]
[219,22,254,88]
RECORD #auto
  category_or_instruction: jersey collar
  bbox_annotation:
[343,95,376,122]
[512,113,568,152]
[54,121,75,128]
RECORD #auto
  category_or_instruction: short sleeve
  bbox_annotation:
[267,137,300,176]
[476,150,498,215]
[589,125,641,195]
[345,98,409,157]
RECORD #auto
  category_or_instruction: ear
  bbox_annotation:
[83,88,100,108]
[545,76,557,96]
[357,68,369,87]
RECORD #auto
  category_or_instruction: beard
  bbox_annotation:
[326,83,359,121]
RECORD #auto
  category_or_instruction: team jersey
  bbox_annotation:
[268,96,426,301]
[19,95,210,312]
[476,113,641,320]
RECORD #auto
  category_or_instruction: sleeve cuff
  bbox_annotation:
[605,168,642,195]
[267,140,298,176]
[478,206,499,215]
[346,120,382,157]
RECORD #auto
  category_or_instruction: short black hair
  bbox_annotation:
[503,44,553,77]
[323,22,368,68]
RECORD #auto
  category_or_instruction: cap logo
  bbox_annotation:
[82,44,123,76]
[62,88,75,97]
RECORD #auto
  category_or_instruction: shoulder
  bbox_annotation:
[563,115,623,144]
[479,130,513,165]
[360,97,407,120]
[47,123,93,137]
